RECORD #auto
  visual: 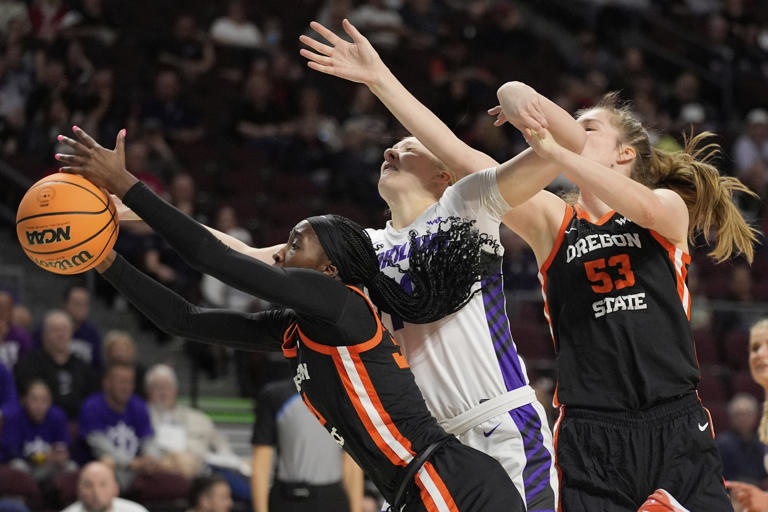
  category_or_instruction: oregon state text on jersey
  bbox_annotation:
[539,205,700,410]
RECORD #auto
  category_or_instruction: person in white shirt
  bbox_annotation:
[60,461,148,512]
[209,0,262,49]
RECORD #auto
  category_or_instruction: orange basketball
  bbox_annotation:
[16,173,119,275]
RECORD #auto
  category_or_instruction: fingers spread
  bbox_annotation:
[57,135,89,154]
[72,125,99,149]
[342,18,365,44]
[309,21,343,45]
[54,154,86,166]
[299,35,334,56]
[299,48,332,66]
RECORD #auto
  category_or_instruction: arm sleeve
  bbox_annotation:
[121,183,351,322]
[101,254,286,352]
[445,167,512,222]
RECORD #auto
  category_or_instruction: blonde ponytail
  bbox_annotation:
[649,133,760,263]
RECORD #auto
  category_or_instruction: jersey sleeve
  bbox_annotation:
[443,167,512,224]
[101,254,287,352]
[121,182,353,323]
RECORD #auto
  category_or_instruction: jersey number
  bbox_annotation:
[584,254,635,293]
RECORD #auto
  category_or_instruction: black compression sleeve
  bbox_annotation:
[122,182,350,322]
[101,253,286,352]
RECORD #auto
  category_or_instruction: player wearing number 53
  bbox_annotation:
[54,127,529,511]
[494,86,758,510]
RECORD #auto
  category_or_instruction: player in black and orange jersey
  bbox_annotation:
[57,129,524,512]
[489,84,759,510]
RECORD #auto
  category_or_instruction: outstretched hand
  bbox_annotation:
[299,19,387,87]
[55,126,138,198]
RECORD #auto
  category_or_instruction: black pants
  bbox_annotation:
[556,393,732,512]
[269,480,348,511]
[401,437,525,512]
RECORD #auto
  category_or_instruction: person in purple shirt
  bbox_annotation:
[0,361,17,412]
[0,291,33,370]
[63,285,103,371]
[79,362,189,501]
[0,380,73,480]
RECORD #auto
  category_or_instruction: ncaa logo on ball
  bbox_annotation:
[36,186,55,206]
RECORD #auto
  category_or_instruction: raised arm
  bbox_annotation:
[526,127,689,246]
[97,251,286,352]
[300,19,495,178]
[56,127,352,321]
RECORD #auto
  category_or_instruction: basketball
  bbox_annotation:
[16,173,119,275]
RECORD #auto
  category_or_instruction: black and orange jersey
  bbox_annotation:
[282,287,452,502]
[104,183,458,507]
[539,205,699,410]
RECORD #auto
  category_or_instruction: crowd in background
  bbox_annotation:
[0,0,767,510]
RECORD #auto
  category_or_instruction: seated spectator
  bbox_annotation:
[14,311,98,424]
[186,476,232,512]
[146,364,240,479]
[733,108,768,187]
[209,1,262,49]
[157,14,215,81]
[0,361,17,412]
[727,319,768,511]
[140,69,204,144]
[102,331,145,398]
[717,393,767,484]
[62,286,102,371]
[61,461,148,512]
[0,379,75,504]
[348,0,404,51]
[0,291,33,370]
[79,363,188,501]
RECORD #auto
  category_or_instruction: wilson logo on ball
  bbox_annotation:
[36,186,55,205]
[25,227,71,245]
[32,250,93,272]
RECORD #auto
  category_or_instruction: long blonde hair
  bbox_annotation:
[584,93,760,263]
[751,319,768,443]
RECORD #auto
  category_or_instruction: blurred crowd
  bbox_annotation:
[1,0,768,510]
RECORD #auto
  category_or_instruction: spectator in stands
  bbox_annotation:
[733,108,768,191]
[14,310,98,424]
[186,476,232,512]
[0,0,28,37]
[140,69,204,144]
[157,14,215,81]
[78,362,159,492]
[102,331,145,398]
[61,461,148,512]
[727,319,768,511]
[209,1,262,49]
[60,0,119,50]
[0,291,32,369]
[62,285,103,370]
[717,393,767,484]
[251,379,362,512]
[0,361,16,411]
[713,263,759,342]
[146,364,240,479]
[348,0,404,51]
[28,0,70,44]
[0,379,75,503]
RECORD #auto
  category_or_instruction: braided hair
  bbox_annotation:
[307,215,500,324]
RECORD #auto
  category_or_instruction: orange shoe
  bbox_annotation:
[637,489,690,512]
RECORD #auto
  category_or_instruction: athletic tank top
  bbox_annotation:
[539,205,699,410]
[366,169,529,423]
[282,286,450,503]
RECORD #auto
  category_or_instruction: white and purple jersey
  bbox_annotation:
[367,169,558,510]
[79,392,153,461]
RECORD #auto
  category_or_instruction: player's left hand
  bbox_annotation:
[523,127,563,162]
[55,127,139,198]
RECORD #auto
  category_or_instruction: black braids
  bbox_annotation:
[309,215,500,325]
[368,217,501,324]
